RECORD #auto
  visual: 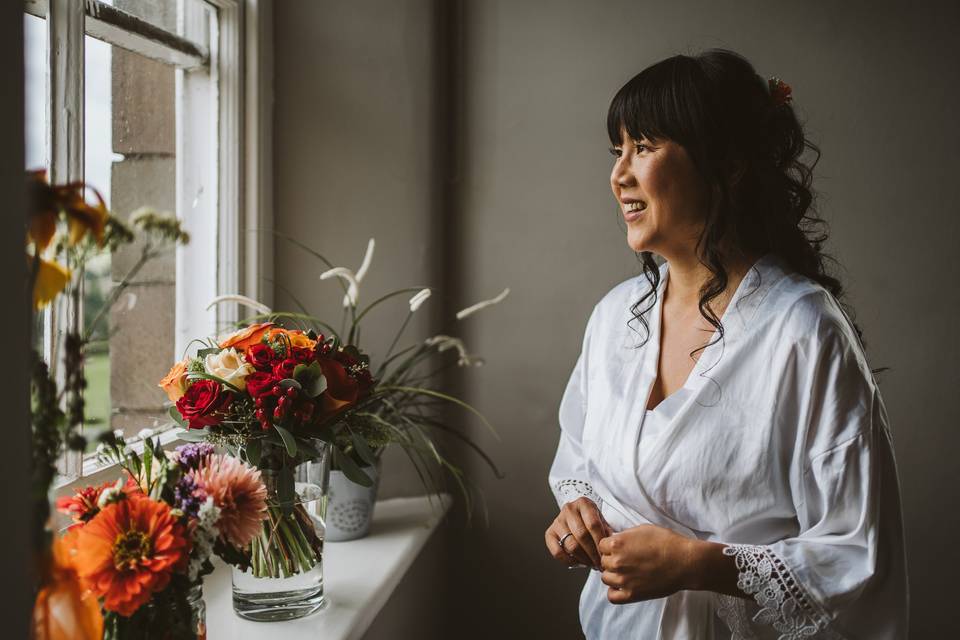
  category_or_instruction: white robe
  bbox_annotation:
[548,252,908,639]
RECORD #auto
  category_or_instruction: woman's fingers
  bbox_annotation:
[562,499,603,568]
[546,518,592,567]
[544,526,576,564]
[576,499,610,561]
[546,498,617,570]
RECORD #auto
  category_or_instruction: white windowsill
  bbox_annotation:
[204,493,452,639]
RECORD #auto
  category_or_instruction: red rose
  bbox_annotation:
[245,371,277,398]
[272,358,298,380]
[175,379,233,429]
[290,346,315,364]
[246,343,275,371]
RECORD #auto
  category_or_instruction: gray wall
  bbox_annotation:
[274,1,960,637]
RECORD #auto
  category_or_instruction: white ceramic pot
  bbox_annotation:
[325,459,381,541]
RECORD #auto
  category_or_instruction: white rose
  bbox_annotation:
[204,347,256,391]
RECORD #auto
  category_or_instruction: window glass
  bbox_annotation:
[83,37,179,447]
[24,14,46,170]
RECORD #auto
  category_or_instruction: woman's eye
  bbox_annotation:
[634,143,648,153]
[608,146,622,158]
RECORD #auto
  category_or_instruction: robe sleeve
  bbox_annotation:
[717,317,909,639]
[547,304,604,510]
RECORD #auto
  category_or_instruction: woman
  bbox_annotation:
[544,49,908,639]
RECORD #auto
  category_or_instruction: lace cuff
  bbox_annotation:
[717,543,835,640]
[552,478,603,508]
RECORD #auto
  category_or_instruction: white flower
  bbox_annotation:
[342,238,376,307]
[425,334,485,367]
[321,267,361,307]
[137,428,155,441]
[113,429,124,439]
[409,288,431,312]
[456,287,510,320]
[206,294,272,316]
[188,497,222,581]
[204,347,256,391]
[97,477,128,508]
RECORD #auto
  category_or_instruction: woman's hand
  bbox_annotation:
[544,497,613,569]
[597,523,702,603]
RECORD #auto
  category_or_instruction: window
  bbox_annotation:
[25,0,272,486]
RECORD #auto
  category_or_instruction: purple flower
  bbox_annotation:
[173,473,206,518]
[173,442,215,471]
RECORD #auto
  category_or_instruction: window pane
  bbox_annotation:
[24,13,46,171]
[25,13,47,358]
[83,37,179,448]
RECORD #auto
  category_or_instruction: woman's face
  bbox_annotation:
[609,127,710,257]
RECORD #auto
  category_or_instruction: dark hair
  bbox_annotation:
[607,48,883,374]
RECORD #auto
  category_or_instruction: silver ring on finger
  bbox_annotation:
[558,532,574,549]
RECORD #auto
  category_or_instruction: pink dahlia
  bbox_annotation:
[189,455,268,548]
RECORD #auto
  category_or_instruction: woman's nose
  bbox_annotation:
[612,159,636,188]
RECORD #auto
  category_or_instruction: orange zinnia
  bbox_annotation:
[73,494,189,617]
[218,322,275,350]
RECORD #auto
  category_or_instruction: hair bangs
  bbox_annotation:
[606,55,706,150]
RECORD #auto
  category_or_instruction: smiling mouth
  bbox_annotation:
[623,201,647,221]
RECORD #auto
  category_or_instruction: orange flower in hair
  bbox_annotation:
[768,76,792,106]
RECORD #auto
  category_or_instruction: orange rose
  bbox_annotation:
[218,322,275,350]
[158,359,190,402]
[264,327,317,350]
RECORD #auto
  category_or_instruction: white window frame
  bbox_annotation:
[25,0,273,492]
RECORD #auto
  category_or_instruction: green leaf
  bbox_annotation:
[293,361,327,397]
[245,439,262,466]
[333,446,374,486]
[168,405,187,428]
[377,385,500,441]
[142,444,153,492]
[176,428,210,442]
[273,425,298,457]
[351,431,377,466]
[197,347,221,358]
[307,374,327,397]
[278,378,302,391]
[185,372,243,393]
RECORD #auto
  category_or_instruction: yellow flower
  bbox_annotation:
[27,170,109,251]
[31,254,71,310]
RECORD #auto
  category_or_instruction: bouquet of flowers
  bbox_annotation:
[161,322,369,580]
[50,435,269,639]
[160,235,506,581]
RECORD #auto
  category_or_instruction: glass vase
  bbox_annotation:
[231,442,331,622]
[102,582,205,640]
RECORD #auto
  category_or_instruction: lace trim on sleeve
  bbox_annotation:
[552,478,603,507]
[718,543,839,640]
[715,594,756,640]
